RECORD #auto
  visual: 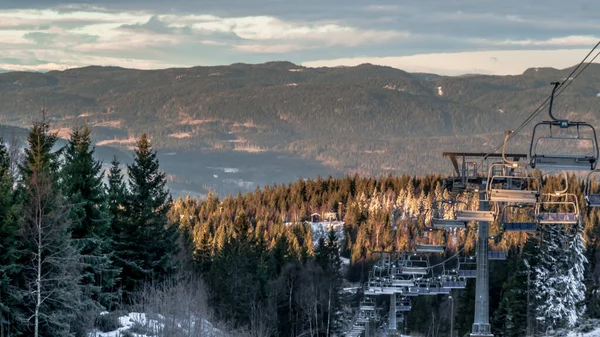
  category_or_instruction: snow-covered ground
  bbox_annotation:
[309,220,344,246]
[89,312,222,337]
[561,326,600,337]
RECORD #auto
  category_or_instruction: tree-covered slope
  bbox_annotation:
[1,62,599,176]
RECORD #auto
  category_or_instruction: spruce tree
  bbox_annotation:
[492,257,529,337]
[115,133,179,299]
[565,222,587,324]
[106,155,128,236]
[315,229,343,336]
[60,124,120,331]
[18,117,82,337]
[535,223,585,330]
[0,138,23,335]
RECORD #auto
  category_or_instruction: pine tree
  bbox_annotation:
[535,223,584,330]
[114,133,179,299]
[18,117,82,337]
[60,124,120,332]
[0,138,23,336]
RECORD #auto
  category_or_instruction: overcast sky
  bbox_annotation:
[1,0,599,75]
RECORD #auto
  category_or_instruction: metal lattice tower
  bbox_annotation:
[470,187,493,337]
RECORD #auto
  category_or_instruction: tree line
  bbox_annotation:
[0,114,178,336]
[1,115,599,336]
[173,170,600,335]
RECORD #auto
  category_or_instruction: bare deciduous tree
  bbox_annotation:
[20,170,82,337]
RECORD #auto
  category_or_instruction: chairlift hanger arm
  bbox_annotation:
[548,82,564,125]
[502,130,521,167]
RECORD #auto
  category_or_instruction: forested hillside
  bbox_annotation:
[176,170,600,336]
[2,62,600,177]
[1,115,599,336]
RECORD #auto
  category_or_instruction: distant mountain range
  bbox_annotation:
[1,61,599,187]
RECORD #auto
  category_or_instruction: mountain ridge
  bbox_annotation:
[1,61,599,181]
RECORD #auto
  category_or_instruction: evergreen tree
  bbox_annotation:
[565,222,587,324]
[535,223,585,330]
[114,133,179,299]
[18,118,82,337]
[0,138,23,336]
[60,124,120,332]
[314,229,343,336]
[106,155,128,236]
[492,257,529,337]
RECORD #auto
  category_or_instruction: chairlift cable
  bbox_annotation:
[483,40,600,160]
[427,245,467,270]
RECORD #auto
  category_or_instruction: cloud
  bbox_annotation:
[301,49,599,76]
[488,35,600,47]
[0,1,598,74]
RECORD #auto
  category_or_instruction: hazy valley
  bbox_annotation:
[2,61,600,196]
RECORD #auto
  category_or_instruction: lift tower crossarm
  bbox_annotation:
[442,152,528,176]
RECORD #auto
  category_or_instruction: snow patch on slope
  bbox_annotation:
[90,312,222,337]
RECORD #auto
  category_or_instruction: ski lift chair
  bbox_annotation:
[536,170,580,225]
[431,199,468,228]
[426,280,450,295]
[389,272,418,287]
[487,234,508,260]
[415,227,446,253]
[488,251,508,260]
[457,256,477,278]
[395,297,412,312]
[501,204,538,232]
[410,280,433,295]
[487,131,540,203]
[585,169,600,207]
[536,193,580,225]
[530,82,599,171]
[440,267,467,289]
[400,254,430,276]
[359,298,376,311]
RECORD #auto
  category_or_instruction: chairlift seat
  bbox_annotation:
[403,287,420,296]
[458,270,477,278]
[381,285,406,294]
[531,154,596,171]
[364,285,384,296]
[419,289,436,295]
[401,267,428,275]
[538,212,578,224]
[411,286,431,295]
[436,287,451,295]
[360,302,376,311]
[432,219,467,228]
[415,244,445,253]
[488,251,508,260]
[586,194,600,207]
[442,280,467,289]
[489,189,538,203]
[503,222,537,232]
[391,278,415,287]
[396,305,412,312]
[455,210,495,222]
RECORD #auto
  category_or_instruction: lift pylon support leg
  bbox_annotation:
[470,187,493,337]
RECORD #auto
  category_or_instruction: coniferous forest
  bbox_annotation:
[0,116,599,337]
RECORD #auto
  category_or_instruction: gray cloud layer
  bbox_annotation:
[0,0,598,74]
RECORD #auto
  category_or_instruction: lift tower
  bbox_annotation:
[442,152,527,337]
